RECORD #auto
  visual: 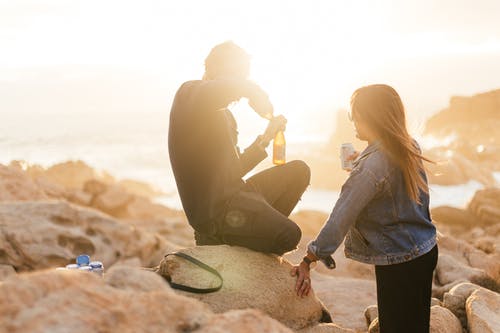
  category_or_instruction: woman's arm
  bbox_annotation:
[309,166,381,260]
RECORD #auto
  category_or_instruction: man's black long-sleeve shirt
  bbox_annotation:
[168,79,272,234]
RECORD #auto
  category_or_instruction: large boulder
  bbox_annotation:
[0,267,306,333]
[437,234,500,288]
[0,268,211,333]
[0,200,176,271]
[430,206,477,230]
[156,245,333,331]
[435,254,498,292]
[443,282,487,329]
[0,267,305,333]
[467,188,500,226]
[0,165,47,201]
[117,178,164,198]
[42,160,113,189]
[83,179,183,222]
[466,288,500,333]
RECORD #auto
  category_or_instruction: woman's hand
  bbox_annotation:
[290,261,312,297]
[345,150,360,172]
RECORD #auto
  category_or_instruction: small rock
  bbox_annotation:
[297,322,355,333]
[0,265,16,281]
[466,288,500,333]
[430,305,462,333]
[443,282,485,328]
[104,266,170,292]
[368,317,379,333]
[364,305,378,326]
[431,298,442,307]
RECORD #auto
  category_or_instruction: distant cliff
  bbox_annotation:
[425,89,500,144]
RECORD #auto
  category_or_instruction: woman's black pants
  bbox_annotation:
[375,245,438,333]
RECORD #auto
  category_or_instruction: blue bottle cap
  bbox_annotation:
[76,254,91,266]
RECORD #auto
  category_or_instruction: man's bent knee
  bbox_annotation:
[286,160,311,187]
[274,223,302,255]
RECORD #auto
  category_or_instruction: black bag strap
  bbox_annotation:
[164,252,223,294]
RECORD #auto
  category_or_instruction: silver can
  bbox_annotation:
[90,261,104,277]
[340,143,355,170]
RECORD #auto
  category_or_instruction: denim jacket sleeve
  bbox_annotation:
[307,165,382,260]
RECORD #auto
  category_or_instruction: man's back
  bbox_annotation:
[168,80,244,234]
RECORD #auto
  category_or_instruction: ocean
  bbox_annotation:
[2,110,493,214]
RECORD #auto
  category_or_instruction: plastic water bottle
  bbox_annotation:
[58,254,104,277]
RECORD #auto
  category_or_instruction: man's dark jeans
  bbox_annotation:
[194,160,310,255]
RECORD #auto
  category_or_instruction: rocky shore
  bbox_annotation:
[1,89,499,333]
[0,159,499,333]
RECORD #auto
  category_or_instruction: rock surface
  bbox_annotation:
[468,188,500,226]
[1,157,499,333]
[0,268,211,333]
[365,305,462,333]
[466,288,500,333]
[0,200,176,271]
[156,245,332,331]
[312,274,376,332]
[429,305,463,333]
[442,282,487,328]
[0,267,321,333]
[0,165,48,201]
[0,264,16,281]
[202,309,294,333]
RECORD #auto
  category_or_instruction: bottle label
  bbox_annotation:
[273,144,286,165]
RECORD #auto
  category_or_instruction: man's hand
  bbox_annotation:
[262,115,287,143]
[290,261,312,298]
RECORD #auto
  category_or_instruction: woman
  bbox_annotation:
[292,84,438,333]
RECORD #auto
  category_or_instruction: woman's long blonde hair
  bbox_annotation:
[350,84,432,204]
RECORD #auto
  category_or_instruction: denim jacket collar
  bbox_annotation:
[353,141,381,168]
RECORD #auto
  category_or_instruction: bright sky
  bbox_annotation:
[1,0,500,138]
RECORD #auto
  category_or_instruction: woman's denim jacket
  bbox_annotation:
[308,142,436,266]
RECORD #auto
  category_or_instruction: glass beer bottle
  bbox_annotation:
[273,130,286,165]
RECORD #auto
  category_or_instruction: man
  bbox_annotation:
[168,41,310,255]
